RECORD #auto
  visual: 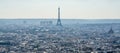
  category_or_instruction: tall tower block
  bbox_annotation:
[56,7,62,26]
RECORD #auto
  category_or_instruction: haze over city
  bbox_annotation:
[0,0,120,53]
[0,0,120,19]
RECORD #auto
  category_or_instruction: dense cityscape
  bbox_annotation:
[0,19,120,53]
[0,0,120,53]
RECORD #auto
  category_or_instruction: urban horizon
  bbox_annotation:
[0,0,120,53]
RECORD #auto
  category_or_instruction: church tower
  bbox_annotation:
[108,27,114,34]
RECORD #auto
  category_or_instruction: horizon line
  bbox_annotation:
[0,18,120,20]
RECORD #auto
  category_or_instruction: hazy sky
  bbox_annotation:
[0,0,120,19]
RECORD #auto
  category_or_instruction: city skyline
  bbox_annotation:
[0,0,120,19]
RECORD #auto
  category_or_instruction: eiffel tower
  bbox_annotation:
[56,7,62,26]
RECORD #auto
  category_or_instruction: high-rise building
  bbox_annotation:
[40,21,53,26]
[56,7,62,26]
